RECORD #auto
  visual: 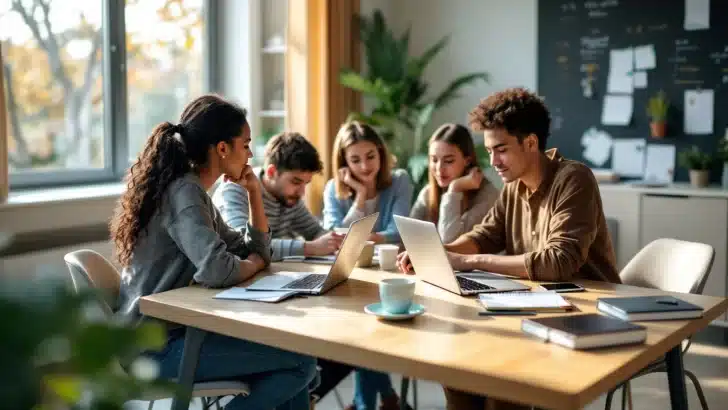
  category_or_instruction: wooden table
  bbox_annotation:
[140,263,728,410]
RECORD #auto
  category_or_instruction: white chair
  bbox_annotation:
[605,238,713,410]
[63,249,251,410]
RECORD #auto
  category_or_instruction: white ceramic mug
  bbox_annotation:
[377,244,399,270]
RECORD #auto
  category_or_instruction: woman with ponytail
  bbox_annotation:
[111,94,316,410]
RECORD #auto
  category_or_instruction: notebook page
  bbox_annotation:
[479,291,572,310]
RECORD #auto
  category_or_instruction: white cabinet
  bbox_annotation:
[640,194,728,320]
[599,188,641,270]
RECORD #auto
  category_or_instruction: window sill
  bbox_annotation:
[2,182,125,209]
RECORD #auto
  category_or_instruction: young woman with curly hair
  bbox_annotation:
[110,94,317,410]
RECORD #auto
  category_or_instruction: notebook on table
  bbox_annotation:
[214,288,299,303]
[478,291,574,312]
[597,295,704,321]
[521,313,647,350]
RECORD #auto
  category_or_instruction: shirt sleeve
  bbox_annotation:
[212,182,250,231]
[409,186,429,221]
[379,170,414,243]
[290,201,327,240]
[166,205,243,288]
[523,167,601,282]
[462,187,508,253]
[322,179,346,230]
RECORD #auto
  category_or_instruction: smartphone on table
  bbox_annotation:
[538,282,586,293]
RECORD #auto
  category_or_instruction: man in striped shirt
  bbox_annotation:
[213,131,345,261]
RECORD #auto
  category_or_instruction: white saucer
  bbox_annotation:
[364,302,426,321]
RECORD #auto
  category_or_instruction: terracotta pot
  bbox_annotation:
[650,121,666,138]
[689,169,709,188]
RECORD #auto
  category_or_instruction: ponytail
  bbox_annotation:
[110,122,190,267]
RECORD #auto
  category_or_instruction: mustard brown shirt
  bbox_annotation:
[463,149,619,283]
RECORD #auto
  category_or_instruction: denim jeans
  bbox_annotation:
[146,331,318,410]
[354,368,395,410]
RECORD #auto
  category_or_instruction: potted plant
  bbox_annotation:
[338,9,490,196]
[646,90,669,138]
[678,145,713,187]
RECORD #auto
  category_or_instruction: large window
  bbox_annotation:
[0,0,211,188]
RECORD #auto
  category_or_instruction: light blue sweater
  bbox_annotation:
[322,168,413,243]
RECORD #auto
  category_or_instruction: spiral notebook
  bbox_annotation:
[478,291,574,312]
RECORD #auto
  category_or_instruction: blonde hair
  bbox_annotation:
[332,121,393,199]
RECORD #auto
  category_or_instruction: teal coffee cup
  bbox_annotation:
[379,277,415,314]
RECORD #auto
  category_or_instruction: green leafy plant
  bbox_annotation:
[678,145,713,170]
[0,277,173,410]
[339,9,489,180]
[646,90,669,122]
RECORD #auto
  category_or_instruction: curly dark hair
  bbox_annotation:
[110,94,248,267]
[264,132,323,173]
[468,87,551,150]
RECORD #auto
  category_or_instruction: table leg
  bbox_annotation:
[665,345,688,410]
[171,327,207,410]
[400,377,410,410]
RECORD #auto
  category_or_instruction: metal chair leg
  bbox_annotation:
[333,387,346,410]
[604,386,618,410]
[400,378,410,410]
[147,400,155,410]
[620,382,628,410]
[412,379,418,410]
[685,369,710,410]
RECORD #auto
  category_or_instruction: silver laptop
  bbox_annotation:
[394,215,530,295]
[245,213,378,294]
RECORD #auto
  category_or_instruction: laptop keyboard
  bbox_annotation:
[286,274,328,290]
[457,276,494,291]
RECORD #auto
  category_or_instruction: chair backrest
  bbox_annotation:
[64,249,121,315]
[619,238,714,294]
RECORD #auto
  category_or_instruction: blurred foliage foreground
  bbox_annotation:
[0,277,176,410]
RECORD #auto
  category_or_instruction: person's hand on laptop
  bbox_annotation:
[397,250,472,274]
[304,231,345,256]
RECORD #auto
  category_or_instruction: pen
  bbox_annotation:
[478,310,538,316]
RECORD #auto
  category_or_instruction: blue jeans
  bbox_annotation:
[354,368,395,410]
[147,331,318,410]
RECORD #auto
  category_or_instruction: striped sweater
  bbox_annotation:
[211,169,327,261]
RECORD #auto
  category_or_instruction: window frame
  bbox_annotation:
[7,0,217,190]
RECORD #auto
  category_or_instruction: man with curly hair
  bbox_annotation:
[397,87,619,409]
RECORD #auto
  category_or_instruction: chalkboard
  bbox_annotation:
[538,0,728,183]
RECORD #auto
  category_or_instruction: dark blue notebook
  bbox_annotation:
[521,313,647,349]
[597,295,703,321]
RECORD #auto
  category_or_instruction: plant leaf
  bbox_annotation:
[408,35,449,79]
[432,73,490,108]
[44,375,82,403]
[407,154,430,186]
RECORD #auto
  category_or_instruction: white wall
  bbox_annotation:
[360,0,537,135]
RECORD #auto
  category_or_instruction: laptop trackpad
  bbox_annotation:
[247,272,305,290]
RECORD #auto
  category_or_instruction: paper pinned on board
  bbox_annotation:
[581,127,614,167]
[612,139,646,178]
[684,0,710,31]
[643,144,676,183]
[634,45,657,70]
[633,71,648,88]
[684,89,714,135]
[607,48,634,94]
[601,95,633,126]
